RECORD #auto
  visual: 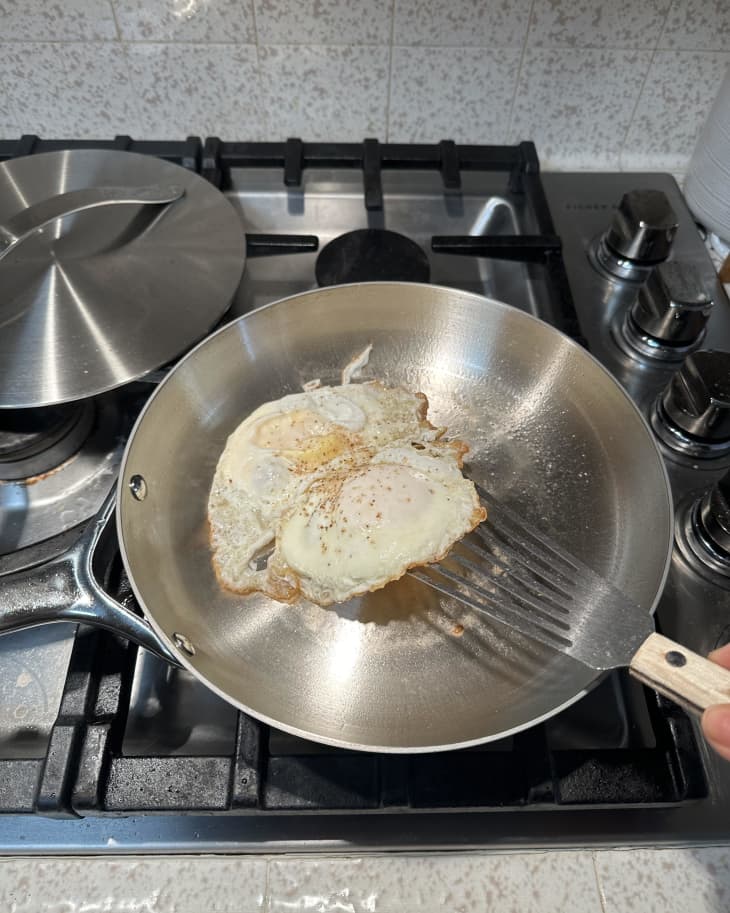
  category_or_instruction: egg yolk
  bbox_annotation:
[338,464,430,528]
[254,410,355,472]
[254,410,331,449]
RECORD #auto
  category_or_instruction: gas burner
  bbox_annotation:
[0,389,145,556]
[315,228,430,286]
[590,189,678,282]
[0,402,95,482]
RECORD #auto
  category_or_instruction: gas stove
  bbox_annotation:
[1,136,729,853]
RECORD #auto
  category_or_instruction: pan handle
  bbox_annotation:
[0,489,180,666]
[0,184,185,264]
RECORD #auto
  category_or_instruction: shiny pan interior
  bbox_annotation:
[118,282,673,752]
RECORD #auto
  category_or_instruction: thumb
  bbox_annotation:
[708,642,730,669]
[702,706,730,762]
[702,642,730,761]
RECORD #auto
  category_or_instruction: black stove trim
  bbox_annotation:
[1,135,563,206]
[0,617,707,819]
[198,136,538,194]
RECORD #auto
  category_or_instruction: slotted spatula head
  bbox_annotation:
[411,486,655,671]
[411,487,730,716]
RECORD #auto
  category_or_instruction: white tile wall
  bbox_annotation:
[266,852,603,913]
[527,0,672,49]
[392,0,532,48]
[659,0,730,51]
[622,50,730,172]
[389,46,522,143]
[595,847,730,913]
[125,42,264,137]
[0,0,117,41]
[258,44,390,140]
[2,848,730,913]
[114,0,256,42]
[0,856,268,912]
[509,48,651,170]
[2,0,730,171]
[255,0,393,46]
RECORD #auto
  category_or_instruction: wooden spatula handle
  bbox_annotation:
[629,632,730,715]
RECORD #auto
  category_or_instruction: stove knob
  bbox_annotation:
[628,261,713,350]
[605,190,679,264]
[661,350,730,443]
[699,470,730,559]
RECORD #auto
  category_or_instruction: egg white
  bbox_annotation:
[207,382,453,599]
[268,442,486,605]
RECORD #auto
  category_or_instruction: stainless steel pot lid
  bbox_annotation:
[0,149,246,408]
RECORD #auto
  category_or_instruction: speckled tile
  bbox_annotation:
[596,847,730,913]
[0,43,66,136]
[509,48,651,170]
[621,51,730,172]
[126,42,263,139]
[112,0,255,42]
[393,0,532,48]
[659,0,730,51]
[0,855,267,912]
[258,45,389,141]
[0,42,141,138]
[0,119,19,139]
[528,0,671,49]
[388,46,521,143]
[254,0,393,45]
[0,0,118,41]
[54,43,142,137]
[0,83,18,137]
[267,852,603,913]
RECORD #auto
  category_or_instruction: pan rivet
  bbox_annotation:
[666,650,687,667]
[129,474,147,501]
[173,632,196,656]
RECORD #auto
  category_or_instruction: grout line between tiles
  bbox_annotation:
[512,41,668,51]
[384,0,396,142]
[231,1,263,135]
[0,37,720,51]
[115,41,145,136]
[617,46,658,171]
[592,851,609,913]
[655,0,676,51]
[262,857,272,913]
[108,0,122,42]
[0,36,403,46]
[505,0,536,142]
[252,43,268,141]
[250,0,260,47]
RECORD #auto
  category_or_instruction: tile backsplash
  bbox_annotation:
[1,0,728,171]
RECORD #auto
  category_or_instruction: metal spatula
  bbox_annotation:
[410,484,730,715]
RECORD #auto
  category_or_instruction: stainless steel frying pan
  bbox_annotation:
[0,282,673,752]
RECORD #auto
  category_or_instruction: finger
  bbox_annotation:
[708,643,730,669]
[702,705,730,762]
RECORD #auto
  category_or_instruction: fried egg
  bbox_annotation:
[208,382,486,605]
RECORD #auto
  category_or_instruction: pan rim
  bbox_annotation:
[116,280,674,753]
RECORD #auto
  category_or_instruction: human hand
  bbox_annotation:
[702,643,730,761]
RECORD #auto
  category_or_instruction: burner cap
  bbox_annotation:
[315,229,430,287]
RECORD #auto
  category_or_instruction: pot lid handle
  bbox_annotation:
[0,184,185,263]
